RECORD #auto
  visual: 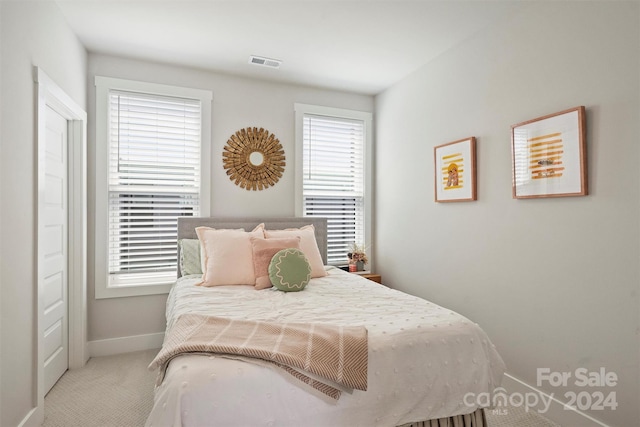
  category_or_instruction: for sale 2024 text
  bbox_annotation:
[537,367,618,411]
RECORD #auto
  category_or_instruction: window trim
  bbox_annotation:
[294,103,373,269]
[94,76,212,299]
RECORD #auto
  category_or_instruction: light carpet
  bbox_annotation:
[43,349,158,427]
[44,349,559,427]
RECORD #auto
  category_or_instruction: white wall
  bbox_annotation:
[87,54,374,342]
[375,2,639,426]
[0,1,87,425]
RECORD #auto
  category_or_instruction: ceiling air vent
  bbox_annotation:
[248,55,282,69]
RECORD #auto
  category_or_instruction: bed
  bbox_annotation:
[146,217,505,427]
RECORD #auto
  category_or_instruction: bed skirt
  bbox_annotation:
[400,408,486,427]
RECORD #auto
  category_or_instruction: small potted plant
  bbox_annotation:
[347,243,369,272]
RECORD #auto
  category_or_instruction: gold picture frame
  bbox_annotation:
[434,137,477,202]
[511,106,587,199]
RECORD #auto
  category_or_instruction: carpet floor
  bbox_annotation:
[43,349,559,427]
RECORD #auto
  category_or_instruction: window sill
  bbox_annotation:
[95,273,176,299]
[95,282,173,299]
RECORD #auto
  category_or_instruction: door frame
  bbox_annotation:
[34,67,87,424]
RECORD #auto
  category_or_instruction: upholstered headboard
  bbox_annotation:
[177,217,328,277]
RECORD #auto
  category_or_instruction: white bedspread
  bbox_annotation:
[146,267,505,427]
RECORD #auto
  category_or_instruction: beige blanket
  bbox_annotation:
[149,314,368,399]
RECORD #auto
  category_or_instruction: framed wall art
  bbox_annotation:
[511,106,587,199]
[434,137,477,202]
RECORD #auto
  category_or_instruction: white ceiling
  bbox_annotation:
[55,0,525,95]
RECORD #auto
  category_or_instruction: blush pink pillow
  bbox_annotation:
[264,224,327,278]
[250,236,301,289]
[196,224,264,286]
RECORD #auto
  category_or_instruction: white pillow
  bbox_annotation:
[264,224,327,278]
[196,224,265,286]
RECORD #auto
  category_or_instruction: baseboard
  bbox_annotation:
[502,373,611,427]
[17,406,41,427]
[88,332,164,357]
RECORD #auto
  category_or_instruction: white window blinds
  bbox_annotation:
[302,114,366,265]
[108,90,201,279]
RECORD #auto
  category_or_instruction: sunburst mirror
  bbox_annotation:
[222,127,286,191]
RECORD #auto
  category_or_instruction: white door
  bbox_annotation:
[42,105,69,394]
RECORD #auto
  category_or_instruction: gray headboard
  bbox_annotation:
[177,217,328,277]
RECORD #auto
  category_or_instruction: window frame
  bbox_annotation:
[94,76,212,299]
[294,103,373,269]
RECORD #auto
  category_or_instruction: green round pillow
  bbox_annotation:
[268,248,311,292]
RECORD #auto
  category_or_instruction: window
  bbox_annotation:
[95,77,212,298]
[294,104,372,267]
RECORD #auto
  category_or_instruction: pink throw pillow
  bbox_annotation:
[196,224,264,286]
[264,224,327,278]
[250,237,301,289]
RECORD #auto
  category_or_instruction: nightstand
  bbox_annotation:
[352,271,382,284]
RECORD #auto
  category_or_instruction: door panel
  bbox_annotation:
[43,105,69,394]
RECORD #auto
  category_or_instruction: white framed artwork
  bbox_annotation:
[511,106,587,199]
[434,137,477,202]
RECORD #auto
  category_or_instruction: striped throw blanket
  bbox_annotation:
[149,314,368,399]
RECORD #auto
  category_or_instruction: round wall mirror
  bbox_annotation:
[222,127,286,191]
[249,151,264,167]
